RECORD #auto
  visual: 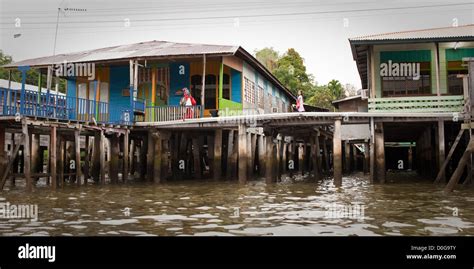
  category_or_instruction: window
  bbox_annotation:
[205,74,217,110]
[244,77,256,104]
[381,62,431,97]
[257,85,264,108]
[222,74,230,100]
[447,61,467,95]
[191,75,202,106]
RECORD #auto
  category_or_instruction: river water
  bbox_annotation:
[1,172,474,236]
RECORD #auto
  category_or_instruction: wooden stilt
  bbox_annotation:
[375,123,385,183]
[436,120,446,182]
[100,130,106,184]
[298,142,304,175]
[265,132,274,183]
[237,124,248,183]
[275,137,281,181]
[146,131,154,181]
[31,134,40,177]
[123,130,129,182]
[333,119,342,187]
[192,136,201,179]
[226,130,235,179]
[154,132,162,183]
[251,133,257,176]
[363,142,369,174]
[58,135,64,188]
[0,134,23,190]
[84,135,90,184]
[213,129,222,180]
[74,129,81,186]
[161,135,169,181]
[22,121,32,192]
[408,143,413,171]
[369,118,375,183]
[50,127,57,190]
[434,128,465,184]
[92,132,101,182]
[323,138,330,173]
[344,141,351,174]
[353,144,358,172]
[129,139,135,177]
[0,126,6,184]
[444,138,474,193]
[110,135,119,183]
[258,134,266,176]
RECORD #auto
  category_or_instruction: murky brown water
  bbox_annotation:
[1,172,474,236]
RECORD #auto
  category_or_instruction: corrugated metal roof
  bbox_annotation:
[350,24,474,42]
[4,40,239,68]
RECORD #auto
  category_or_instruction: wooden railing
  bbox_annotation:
[0,87,133,125]
[368,95,464,113]
[145,105,203,122]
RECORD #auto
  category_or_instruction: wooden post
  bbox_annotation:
[333,119,342,187]
[311,136,317,180]
[408,143,413,171]
[369,118,375,183]
[0,126,6,182]
[22,121,32,192]
[109,135,119,183]
[323,138,330,173]
[213,129,222,180]
[344,142,351,174]
[226,130,235,179]
[154,132,162,183]
[74,129,82,186]
[192,136,201,179]
[123,130,129,182]
[201,54,206,111]
[353,144,358,172]
[315,134,322,177]
[437,120,446,182]
[265,133,274,183]
[31,134,40,176]
[50,127,57,190]
[275,137,281,181]
[161,135,169,181]
[434,129,465,184]
[58,135,64,188]
[146,131,155,181]
[298,143,304,175]
[92,132,100,182]
[84,136,90,184]
[0,134,23,190]
[258,134,266,176]
[363,143,369,174]
[237,124,248,183]
[375,123,386,183]
[250,133,257,177]
[100,130,106,184]
[129,139,135,177]
[444,138,474,193]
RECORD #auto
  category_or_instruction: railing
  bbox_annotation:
[145,105,203,122]
[368,95,464,113]
[0,87,133,125]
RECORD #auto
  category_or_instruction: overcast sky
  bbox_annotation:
[1,0,473,88]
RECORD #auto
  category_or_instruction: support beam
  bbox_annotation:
[123,130,129,182]
[437,120,446,182]
[369,118,375,183]
[333,119,342,187]
[237,124,248,183]
[58,135,64,188]
[213,129,222,180]
[435,128,465,184]
[146,131,155,181]
[31,134,40,176]
[258,134,266,176]
[444,138,474,193]
[100,130,106,184]
[226,130,235,179]
[0,126,6,183]
[265,133,274,183]
[0,134,23,190]
[154,132,162,183]
[323,138,330,173]
[84,136,90,183]
[192,136,201,180]
[375,123,385,183]
[109,135,119,183]
[75,129,82,186]
[92,132,101,182]
[50,127,57,190]
[23,121,32,192]
[344,142,351,174]
[250,133,257,177]
[363,143,369,174]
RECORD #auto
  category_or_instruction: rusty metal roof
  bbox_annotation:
[4,40,239,68]
[350,24,474,42]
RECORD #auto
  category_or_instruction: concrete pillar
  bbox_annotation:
[437,120,446,182]
[265,133,274,183]
[258,134,266,176]
[333,119,342,187]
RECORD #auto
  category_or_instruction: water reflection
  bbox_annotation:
[1,172,473,236]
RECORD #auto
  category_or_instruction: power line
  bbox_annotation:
[0,2,472,25]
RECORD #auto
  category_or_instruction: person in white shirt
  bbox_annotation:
[296,90,305,112]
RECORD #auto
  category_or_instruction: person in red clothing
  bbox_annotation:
[180,88,196,120]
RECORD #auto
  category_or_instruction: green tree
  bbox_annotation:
[0,50,66,93]
[328,79,344,99]
[273,48,312,95]
[255,47,279,73]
